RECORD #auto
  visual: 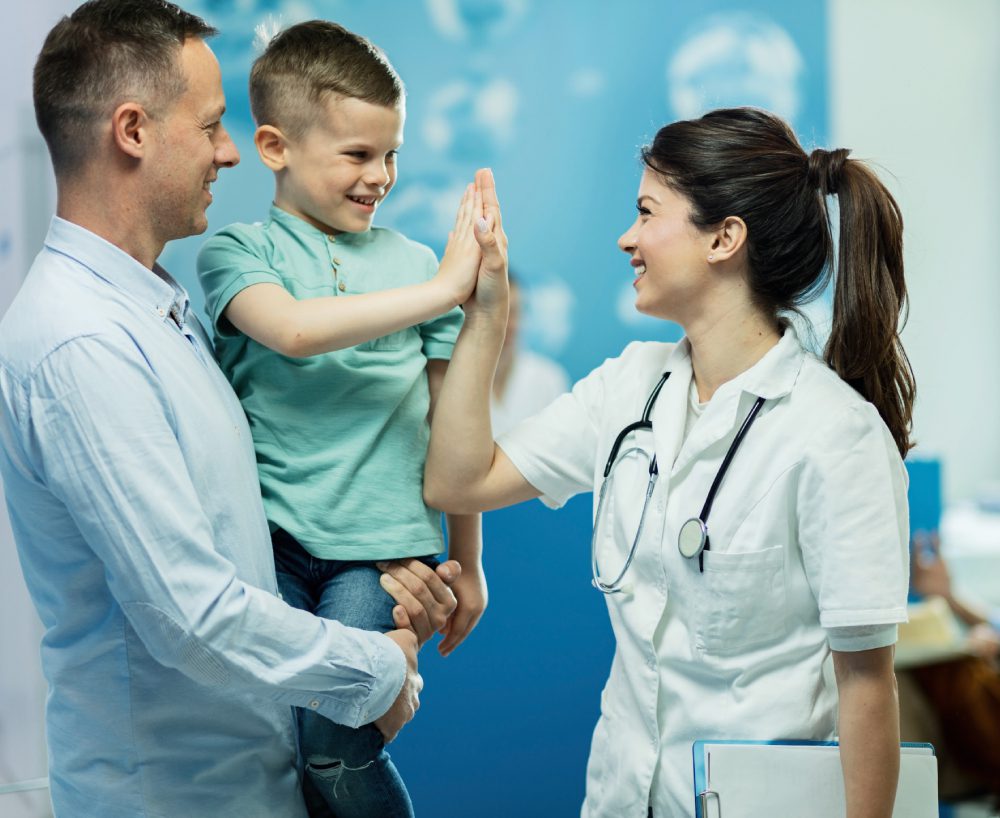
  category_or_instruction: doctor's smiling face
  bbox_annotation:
[618,169,717,323]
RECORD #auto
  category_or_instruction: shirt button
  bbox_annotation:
[157,308,166,317]
[338,281,346,292]
[309,700,320,709]
[333,257,342,265]
[327,235,336,243]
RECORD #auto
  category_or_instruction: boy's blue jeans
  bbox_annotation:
[273,529,435,818]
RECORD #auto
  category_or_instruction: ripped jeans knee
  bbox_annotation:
[298,720,413,818]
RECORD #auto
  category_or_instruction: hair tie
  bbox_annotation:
[807,147,850,195]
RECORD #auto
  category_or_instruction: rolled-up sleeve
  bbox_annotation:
[797,402,910,633]
[497,356,607,509]
[197,228,283,337]
[26,336,404,727]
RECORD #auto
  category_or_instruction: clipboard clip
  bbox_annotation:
[698,751,721,818]
[698,789,721,817]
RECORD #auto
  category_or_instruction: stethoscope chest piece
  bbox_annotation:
[678,517,708,559]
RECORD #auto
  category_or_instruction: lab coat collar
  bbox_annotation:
[652,326,805,475]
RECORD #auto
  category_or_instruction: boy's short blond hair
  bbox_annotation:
[250,20,404,138]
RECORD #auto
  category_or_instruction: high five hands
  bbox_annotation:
[468,167,509,318]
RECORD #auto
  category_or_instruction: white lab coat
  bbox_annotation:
[497,327,909,818]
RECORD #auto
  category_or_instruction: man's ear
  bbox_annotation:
[254,125,291,171]
[707,215,748,263]
[110,102,149,160]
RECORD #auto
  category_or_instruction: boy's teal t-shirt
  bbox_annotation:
[197,205,463,560]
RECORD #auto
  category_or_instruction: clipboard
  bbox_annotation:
[692,739,937,818]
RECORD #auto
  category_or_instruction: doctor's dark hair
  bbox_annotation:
[642,107,914,457]
[33,0,216,177]
[249,20,405,139]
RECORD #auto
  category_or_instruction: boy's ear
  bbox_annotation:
[254,125,290,171]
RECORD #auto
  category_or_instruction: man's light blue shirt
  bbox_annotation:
[0,218,405,818]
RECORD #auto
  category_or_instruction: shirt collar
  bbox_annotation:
[44,217,190,323]
[662,323,804,401]
[267,204,376,248]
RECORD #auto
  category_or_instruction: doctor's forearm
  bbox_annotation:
[833,647,900,818]
[424,315,505,508]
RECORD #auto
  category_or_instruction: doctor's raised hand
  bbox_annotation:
[467,167,510,317]
[425,110,913,818]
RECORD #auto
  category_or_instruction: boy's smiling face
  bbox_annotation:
[273,94,404,235]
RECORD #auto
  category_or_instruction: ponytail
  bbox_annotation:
[642,110,915,457]
[812,149,915,457]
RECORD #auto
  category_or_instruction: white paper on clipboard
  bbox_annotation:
[692,740,937,818]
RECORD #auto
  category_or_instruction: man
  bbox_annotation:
[0,2,458,815]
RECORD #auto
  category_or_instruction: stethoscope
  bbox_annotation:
[590,371,766,594]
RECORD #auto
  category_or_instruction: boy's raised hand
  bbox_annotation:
[434,182,483,307]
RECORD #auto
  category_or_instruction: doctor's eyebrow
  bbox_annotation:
[637,195,658,208]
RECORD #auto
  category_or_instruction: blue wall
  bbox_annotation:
[164,0,828,381]
[162,2,829,813]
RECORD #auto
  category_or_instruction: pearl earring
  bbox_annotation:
[708,254,715,261]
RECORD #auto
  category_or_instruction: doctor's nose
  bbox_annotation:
[618,221,638,254]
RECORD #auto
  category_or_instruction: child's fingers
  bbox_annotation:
[453,183,475,234]
[438,608,482,657]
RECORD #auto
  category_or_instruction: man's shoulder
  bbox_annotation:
[0,251,138,381]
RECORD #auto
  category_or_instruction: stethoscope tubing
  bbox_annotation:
[591,370,766,592]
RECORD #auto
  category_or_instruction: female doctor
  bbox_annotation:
[427,109,913,818]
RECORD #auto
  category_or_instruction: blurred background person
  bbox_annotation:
[906,532,1000,806]
[490,272,570,436]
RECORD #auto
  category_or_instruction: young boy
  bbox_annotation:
[197,21,488,818]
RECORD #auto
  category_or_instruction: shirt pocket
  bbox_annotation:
[694,544,787,655]
[357,329,411,352]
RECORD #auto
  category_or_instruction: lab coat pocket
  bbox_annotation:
[695,545,787,656]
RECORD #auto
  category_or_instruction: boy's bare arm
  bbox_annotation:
[223,184,482,358]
